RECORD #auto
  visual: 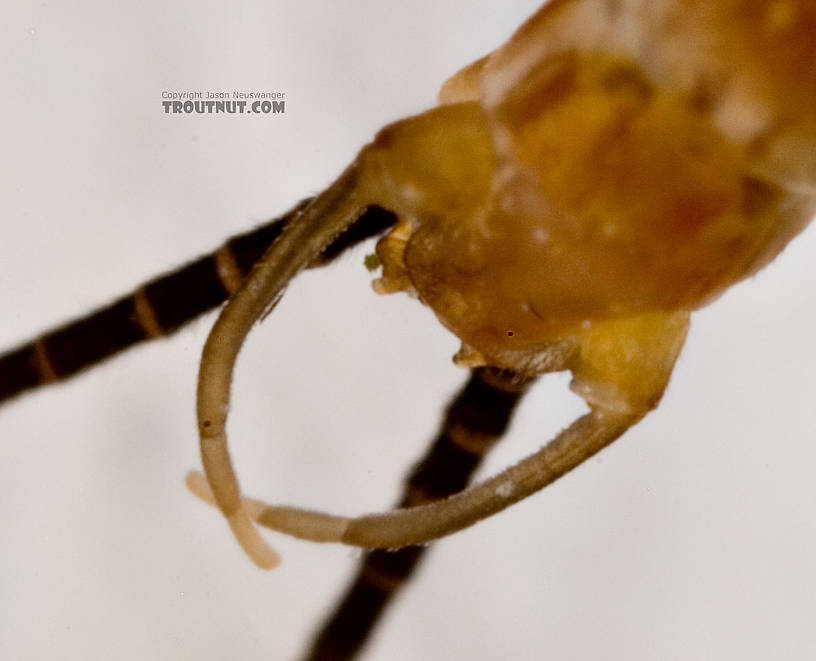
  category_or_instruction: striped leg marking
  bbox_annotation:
[0,204,395,405]
[132,287,165,339]
[32,339,59,384]
[303,367,535,661]
[214,243,244,296]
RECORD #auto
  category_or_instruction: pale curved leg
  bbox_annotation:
[196,163,369,569]
[193,102,500,569]
[189,409,636,549]
[191,311,690,553]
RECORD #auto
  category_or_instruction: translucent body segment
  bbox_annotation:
[569,311,690,415]
[361,102,496,226]
[373,52,815,369]
[437,54,490,105]
[482,0,816,191]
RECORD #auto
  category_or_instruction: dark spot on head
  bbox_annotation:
[687,76,720,114]
[202,420,211,429]
[600,64,654,103]
[741,175,779,218]
[506,330,515,337]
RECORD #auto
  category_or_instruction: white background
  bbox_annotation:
[1,1,814,660]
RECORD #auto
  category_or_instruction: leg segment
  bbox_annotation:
[196,164,379,568]
[191,311,690,552]
[190,409,636,549]
[0,201,395,406]
[303,367,535,661]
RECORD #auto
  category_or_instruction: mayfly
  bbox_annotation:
[1,1,814,660]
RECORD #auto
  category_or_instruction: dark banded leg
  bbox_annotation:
[0,203,396,405]
[303,367,535,661]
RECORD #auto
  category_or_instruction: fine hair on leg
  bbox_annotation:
[195,163,375,568]
[190,408,637,552]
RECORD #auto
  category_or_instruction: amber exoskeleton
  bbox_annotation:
[0,2,814,660]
